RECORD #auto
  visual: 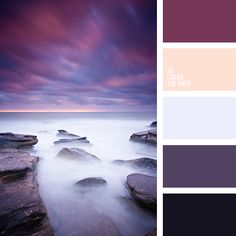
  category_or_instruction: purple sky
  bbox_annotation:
[0,0,156,112]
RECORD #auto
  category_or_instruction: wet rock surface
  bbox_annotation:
[56,147,101,162]
[126,173,156,211]
[0,148,53,236]
[112,157,156,172]
[75,177,107,188]
[0,132,38,149]
[130,129,156,145]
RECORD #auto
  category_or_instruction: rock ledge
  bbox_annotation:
[0,148,53,235]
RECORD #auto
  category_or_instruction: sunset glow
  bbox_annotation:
[0,109,102,113]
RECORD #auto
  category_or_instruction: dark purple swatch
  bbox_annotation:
[164,194,236,236]
[164,0,236,42]
[164,145,236,187]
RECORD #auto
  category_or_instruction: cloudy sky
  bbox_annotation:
[0,0,156,112]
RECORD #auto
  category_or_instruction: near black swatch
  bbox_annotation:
[164,194,236,236]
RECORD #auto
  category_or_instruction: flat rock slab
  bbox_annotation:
[0,150,34,183]
[56,148,101,162]
[0,133,38,149]
[112,158,156,172]
[130,129,157,145]
[55,130,91,145]
[57,130,80,138]
[75,177,107,188]
[54,137,90,145]
[0,149,53,236]
[126,173,156,210]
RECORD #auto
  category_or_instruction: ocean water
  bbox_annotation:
[0,112,157,236]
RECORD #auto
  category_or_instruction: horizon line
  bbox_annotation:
[0,110,156,113]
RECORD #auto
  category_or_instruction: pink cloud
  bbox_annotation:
[0,69,48,93]
[105,73,156,88]
[0,0,156,111]
[71,19,103,54]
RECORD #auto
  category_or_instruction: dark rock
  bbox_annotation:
[0,132,38,149]
[75,177,107,188]
[130,129,156,145]
[0,148,53,235]
[112,158,156,172]
[57,129,79,138]
[53,137,90,145]
[56,147,101,162]
[145,228,157,236]
[150,121,157,127]
[126,173,156,210]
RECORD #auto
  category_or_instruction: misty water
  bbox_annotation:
[0,112,156,236]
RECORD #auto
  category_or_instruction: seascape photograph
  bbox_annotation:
[0,1,157,236]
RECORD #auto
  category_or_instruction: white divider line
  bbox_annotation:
[163,139,236,146]
[157,0,163,234]
[163,43,236,48]
[163,188,236,194]
[164,91,236,97]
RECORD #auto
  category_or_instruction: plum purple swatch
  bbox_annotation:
[164,0,236,42]
[164,145,236,187]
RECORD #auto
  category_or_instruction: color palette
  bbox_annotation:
[161,1,236,234]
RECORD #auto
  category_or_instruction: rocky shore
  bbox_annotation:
[0,133,53,236]
[0,125,157,236]
[54,129,156,235]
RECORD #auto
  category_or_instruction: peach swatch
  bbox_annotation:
[164,48,236,90]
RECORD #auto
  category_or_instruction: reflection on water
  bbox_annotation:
[0,112,156,236]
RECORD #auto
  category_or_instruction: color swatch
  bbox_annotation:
[164,0,236,42]
[164,194,236,235]
[164,48,236,91]
[164,97,236,139]
[164,145,236,187]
